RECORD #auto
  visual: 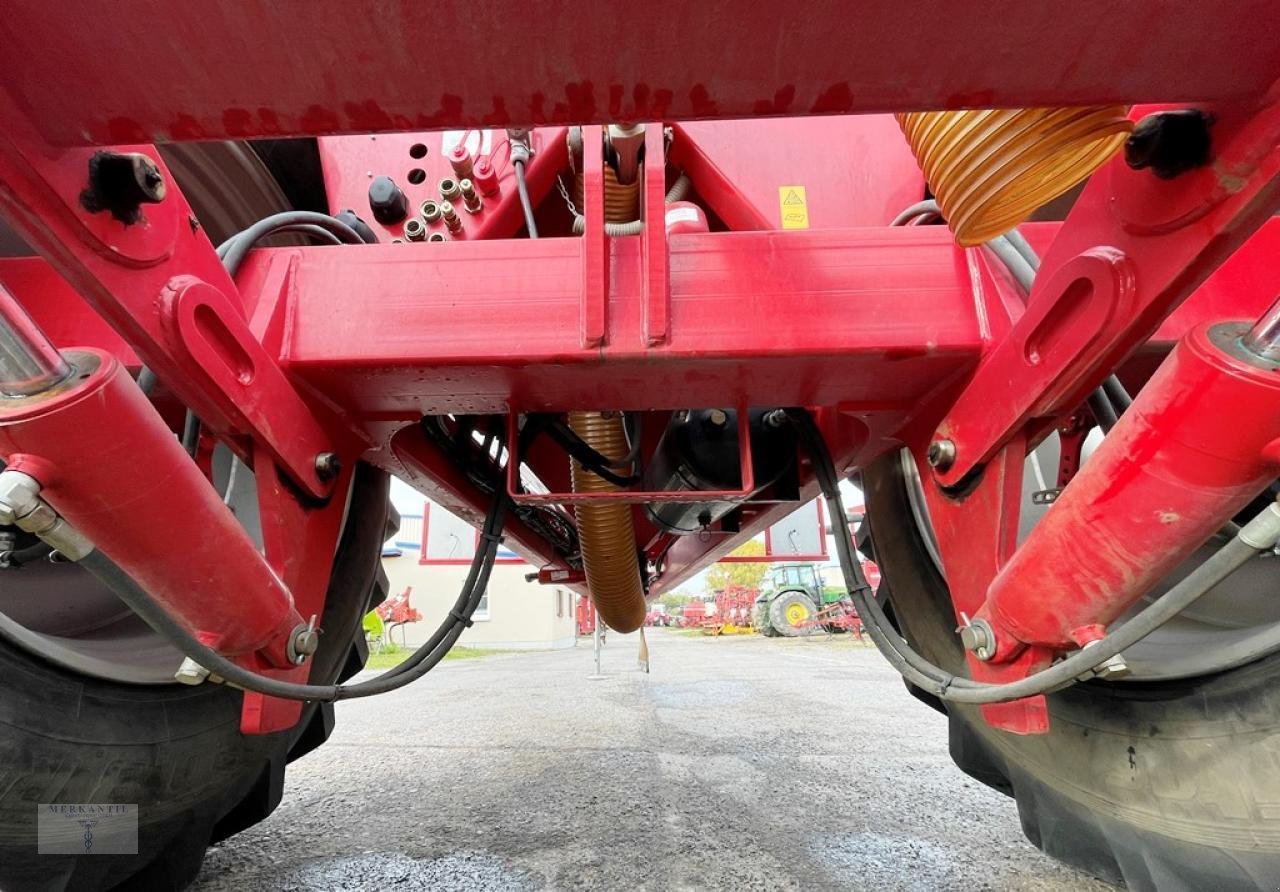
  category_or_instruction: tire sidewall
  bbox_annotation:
[863,452,1280,890]
[0,466,389,890]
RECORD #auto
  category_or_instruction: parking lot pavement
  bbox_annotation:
[193,628,1110,891]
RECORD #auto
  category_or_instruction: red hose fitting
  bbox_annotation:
[472,157,500,197]
[447,144,474,180]
[0,349,304,667]
[979,322,1280,659]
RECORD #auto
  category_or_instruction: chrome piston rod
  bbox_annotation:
[0,284,71,397]
[1242,293,1280,362]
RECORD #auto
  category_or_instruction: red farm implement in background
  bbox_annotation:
[701,585,757,635]
[679,600,708,629]
[375,586,422,646]
[1,4,1280,887]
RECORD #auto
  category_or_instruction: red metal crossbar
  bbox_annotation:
[3,3,1279,144]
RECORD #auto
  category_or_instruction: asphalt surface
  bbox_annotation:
[192,629,1110,891]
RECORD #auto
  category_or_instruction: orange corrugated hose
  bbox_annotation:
[569,143,647,634]
[572,165,641,224]
[895,106,1132,246]
[569,411,646,633]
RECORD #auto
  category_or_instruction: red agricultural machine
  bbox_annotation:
[701,585,756,635]
[374,586,422,646]
[0,5,1279,888]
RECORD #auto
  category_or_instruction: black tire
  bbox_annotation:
[752,602,778,637]
[768,591,818,638]
[0,465,391,891]
[863,452,1280,891]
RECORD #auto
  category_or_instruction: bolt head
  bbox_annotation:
[958,619,995,661]
[80,151,167,224]
[926,439,956,470]
[292,629,320,659]
[314,452,342,481]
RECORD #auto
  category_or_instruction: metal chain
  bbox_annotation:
[555,175,579,217]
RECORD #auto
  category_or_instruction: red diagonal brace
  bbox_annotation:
[932,96,1280,487]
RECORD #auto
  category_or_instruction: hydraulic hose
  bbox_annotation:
[73,493,508,702]
[217,211,365,277]
[0,541,53,567]
[787,409,1280,704]
[514,159,539,238]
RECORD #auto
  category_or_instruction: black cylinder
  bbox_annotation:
[642,409,794,534]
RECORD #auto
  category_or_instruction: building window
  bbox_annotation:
[474,587,490,621]
[556,589,564,617]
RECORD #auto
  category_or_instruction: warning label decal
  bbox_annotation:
[779,186,809,229]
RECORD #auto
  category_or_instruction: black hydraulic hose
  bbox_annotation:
[76,494,508,702]
[1,541,53,567]
[784,408,1280,703]
[544,419,640,486]
[1103,375,1133,413]
[67,208,496,699]
[1086,389,1119,432]
[514,159,539,239]
[181,411,201,457]
[218,212,365,278]
[136,367,158,395]
[262,223,345,246]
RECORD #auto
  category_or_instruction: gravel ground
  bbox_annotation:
[192,629,1111,891]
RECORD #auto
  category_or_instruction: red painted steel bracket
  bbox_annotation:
[159,276,337,498]
[580,125,607,348]
[917,436,1052,735]
[933,247,1136,474]
[641,127,671,346]
[932,96,1280,487]
[0,105,346,498]
[241,459,356,734]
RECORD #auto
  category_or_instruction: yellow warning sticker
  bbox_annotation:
[779,185,809,230]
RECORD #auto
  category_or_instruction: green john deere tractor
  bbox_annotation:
[752,563,843,637]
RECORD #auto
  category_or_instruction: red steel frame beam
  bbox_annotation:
[3,3,1279,145]
[250,226,981,417]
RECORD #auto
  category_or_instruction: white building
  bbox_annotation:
[381,479,577,650]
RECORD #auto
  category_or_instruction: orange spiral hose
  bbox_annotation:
[569,135,646,633]
[573,165,642,223]
[569,411,646,633]
[896,106,1132,246]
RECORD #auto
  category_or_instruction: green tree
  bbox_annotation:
[659,591,695,611]
[705,540,768,592]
